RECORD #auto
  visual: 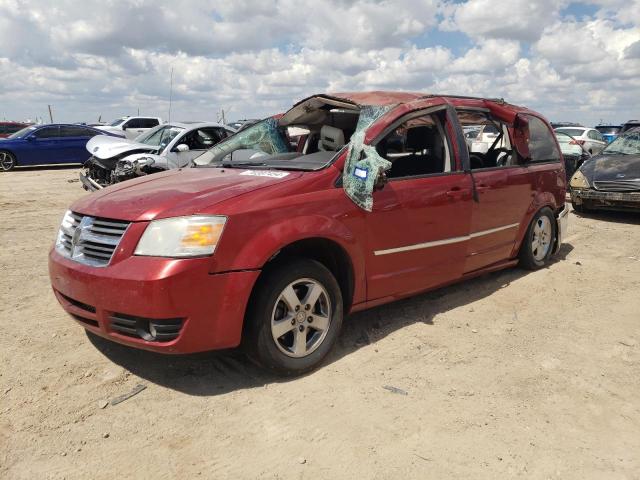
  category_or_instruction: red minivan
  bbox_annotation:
[49,92,569,375]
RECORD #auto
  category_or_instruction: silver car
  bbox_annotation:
[80,122,235,190]
[554,127,607,155]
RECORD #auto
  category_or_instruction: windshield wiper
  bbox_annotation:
[220,161,267,168]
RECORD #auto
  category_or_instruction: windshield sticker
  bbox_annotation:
[343,105,395,212]
[239,170,290,178]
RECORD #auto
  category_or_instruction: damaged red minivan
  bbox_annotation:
[49,92,569,375]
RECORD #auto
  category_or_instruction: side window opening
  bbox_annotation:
[457,110,514,170]
[375,112,451,179]
[183,128,226,150]
[33,127,59,139]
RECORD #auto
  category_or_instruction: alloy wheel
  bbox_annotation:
[270,278,332,358]
[531,216,552,261]
[0,152,15,171]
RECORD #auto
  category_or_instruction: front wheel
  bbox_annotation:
[0,151,16,171]
[519,207,557,270]
[244,259,343,375]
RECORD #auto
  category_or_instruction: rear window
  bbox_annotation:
[555,128,584,137]
[527,116,561,163]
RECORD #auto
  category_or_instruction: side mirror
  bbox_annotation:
[374,167,388,191]
[513,115,531,162]
[26,135,36,141]
[175,144,189,152]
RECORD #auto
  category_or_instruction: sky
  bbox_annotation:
[0,0,638,126]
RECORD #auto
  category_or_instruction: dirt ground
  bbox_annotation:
[1,167,639,480]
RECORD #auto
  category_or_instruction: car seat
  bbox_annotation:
[318,126,345,151]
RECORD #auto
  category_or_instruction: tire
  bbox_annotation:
[519,207,557,270]
[244,258,343,376]
[0,151,16,171]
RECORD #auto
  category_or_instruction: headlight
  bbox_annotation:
[118,159,134,172]
[134,215,227,257]
[570,170,590,189]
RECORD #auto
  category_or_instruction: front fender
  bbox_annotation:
[211,214,367,304]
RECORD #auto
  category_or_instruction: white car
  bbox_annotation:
[80,122,235,190]
[554,127,607,155]
[465,123,508,154]
[96,116,163,140]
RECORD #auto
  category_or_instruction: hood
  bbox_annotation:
[87,135,157,159]
[583,153,640,182]
[71,167,302,222]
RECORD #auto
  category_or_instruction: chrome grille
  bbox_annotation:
[56,211,129,267]
[593,180,640,192]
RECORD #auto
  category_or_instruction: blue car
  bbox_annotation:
[0,124,122,171]
[595,125,622,144]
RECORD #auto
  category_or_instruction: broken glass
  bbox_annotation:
[342,105,394,211]
[193,117,290,166]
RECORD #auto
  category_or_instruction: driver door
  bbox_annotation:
[363,107,474,301]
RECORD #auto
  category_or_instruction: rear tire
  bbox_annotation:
[244,258,343,376]
[0,151,16,171]
[519,207,557,270]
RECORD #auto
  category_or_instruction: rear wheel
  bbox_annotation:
[0,151,16,171]
[519,207,557,270]
[244,259,343,375]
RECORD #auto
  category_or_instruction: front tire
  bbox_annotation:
[0,151,16,171]
[244,259,343,375]
[519,207,557,270]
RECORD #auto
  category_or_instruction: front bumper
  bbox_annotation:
[49,249,260,353]
[571,189,640,211]
[79,172,102,191]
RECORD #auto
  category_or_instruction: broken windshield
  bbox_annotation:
[193,117,290,166]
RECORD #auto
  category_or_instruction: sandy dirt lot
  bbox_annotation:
[1,167,639,480]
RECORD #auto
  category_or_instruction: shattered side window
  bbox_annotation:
[343,105,394,211]
[193,118,290,166]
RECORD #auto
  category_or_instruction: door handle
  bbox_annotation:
[475,184,490,193]
[446,188,470,199]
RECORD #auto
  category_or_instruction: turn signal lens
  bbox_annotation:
[570,170,590,189]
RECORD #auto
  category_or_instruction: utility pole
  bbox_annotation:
[168,67,174,122]
[48,105,53,123]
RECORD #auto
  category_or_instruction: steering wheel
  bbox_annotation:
[488,147,512,167]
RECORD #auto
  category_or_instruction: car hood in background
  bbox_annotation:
[583,153,640,182]
[70,167,302,221]
[86,135,157,160]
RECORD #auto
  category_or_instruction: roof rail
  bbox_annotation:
[420,94,508,104]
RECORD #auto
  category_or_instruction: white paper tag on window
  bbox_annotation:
[354,167,368,179]
[239,170,290,178]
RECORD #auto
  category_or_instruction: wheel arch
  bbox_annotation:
[513,197,564,258]
[261,237,356,314]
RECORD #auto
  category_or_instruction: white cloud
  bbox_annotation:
[0,0,638,126]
